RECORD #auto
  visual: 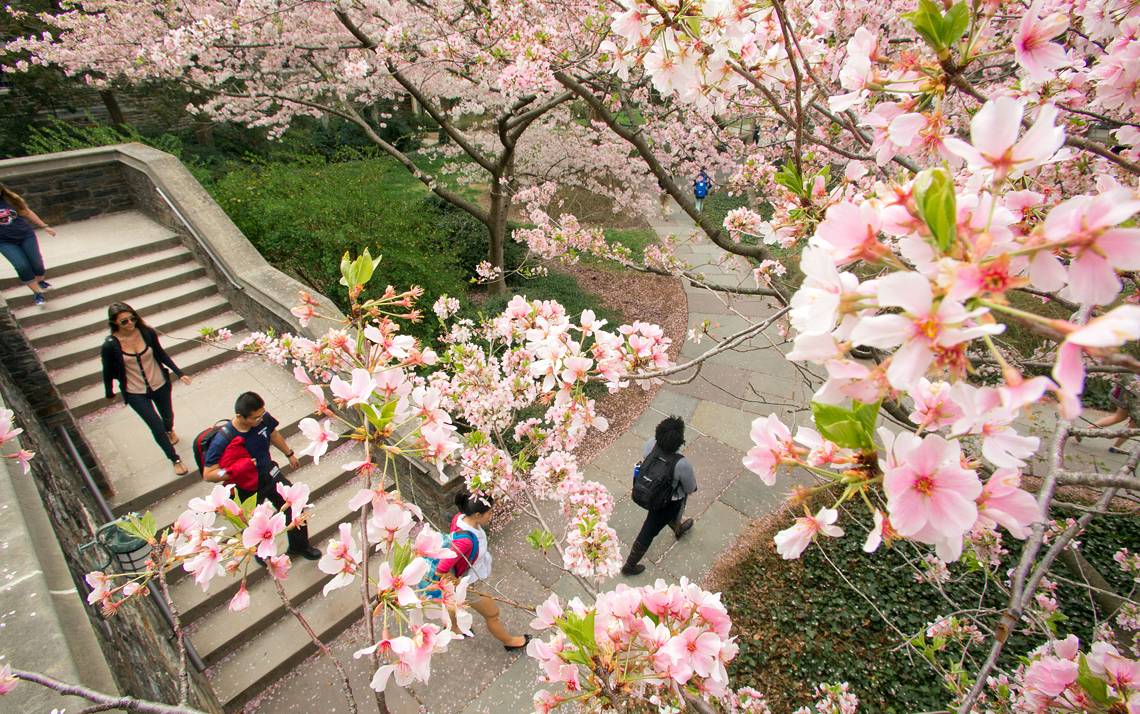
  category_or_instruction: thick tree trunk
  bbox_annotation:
[99,89,126,127]
[486,176,509,296]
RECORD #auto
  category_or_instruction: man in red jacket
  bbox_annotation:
[203,392,321,561]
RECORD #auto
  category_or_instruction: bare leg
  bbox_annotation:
[23,280,42,295]
[470,595,524,647]
[1114,418,1137,449]
[1093,408,1129,429]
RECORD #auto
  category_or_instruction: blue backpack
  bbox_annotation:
[419,529,480,597]
[694,177,709,199]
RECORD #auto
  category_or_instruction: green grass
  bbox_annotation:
[600,227,657,264]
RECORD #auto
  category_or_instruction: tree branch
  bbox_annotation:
[11,669,205,714]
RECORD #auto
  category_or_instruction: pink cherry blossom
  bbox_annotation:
[377,558,430,607]
[276,482,311,527]
[0,409,23,445]
[188,483,241,517]
[850,272,1001,389]
[296,417,338,465]
[811,201,887,265]
[318,523,362,595]
[662,626,724,680]
[1015,0,1070,81]
[976,468,1041,539]
[883,433,982,557]
[242,503,286,560]
[1042,190,1140,305]
[1023,655,1078,699]
[1066,305,1140,347]
[743,414,795,485]
[184,538,225,591]
[774,507,844,560]
[943,98,1064,182]
[329,368,377,407]
[228,582,251,612]
[267,554,292,580]
[0,664,16,695]
[531,593,564,630]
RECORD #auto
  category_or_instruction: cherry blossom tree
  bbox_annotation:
[3,0,660,293]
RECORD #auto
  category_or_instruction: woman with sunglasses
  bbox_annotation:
[100,301,193,475]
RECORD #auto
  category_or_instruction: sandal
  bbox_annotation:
[173,460,189,476]
[1109,446,1127,455]
[167,431,180,445]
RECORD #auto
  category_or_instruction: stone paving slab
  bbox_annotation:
[659,501,749,582]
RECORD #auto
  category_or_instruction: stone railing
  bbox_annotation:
[0,143,343,338]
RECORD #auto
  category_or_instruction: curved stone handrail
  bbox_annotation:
[0,143,344,338]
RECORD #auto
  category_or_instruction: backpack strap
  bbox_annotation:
[447,530,480,576]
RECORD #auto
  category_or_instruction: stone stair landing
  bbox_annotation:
[2,209,369,711]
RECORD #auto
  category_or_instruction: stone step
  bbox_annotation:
[26,276,220,349]
[37,306,243,371]
[209,570,363,711]
[187,480,381,666]
[107,394,317,517]
[46,313,247,392]
[2,244,196,308]
[12,262,208,327]
[159,443,365,623]
[0,232,182,290]
[65,332,247,420]
[27,292,233,353]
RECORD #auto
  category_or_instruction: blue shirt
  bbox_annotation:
[204,413,280,470]
[0,199,34,244]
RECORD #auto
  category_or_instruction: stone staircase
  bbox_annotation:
[1,210,373,711]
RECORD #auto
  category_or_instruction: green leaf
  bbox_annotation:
[1077,654,1111,705]
[338,248,383,288]
[851,400,882,441]
[526,528,556,553]
[902,0,948,51]
[241,491,259,516]
[774,162,806,198]
[338,250,353,287]
[941,2,970,46]
[557,611,597,653]
[811,401,875,450]
[913,168,958,254]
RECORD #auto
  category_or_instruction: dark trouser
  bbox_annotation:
[0,234,45,283]
[633,498,686,550]
[237,471,312,552]
[123,381,178,463]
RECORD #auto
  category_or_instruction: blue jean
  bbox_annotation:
[0,235,45,283]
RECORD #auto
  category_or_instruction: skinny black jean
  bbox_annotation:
[123,381,178,463]
[632,497,686,550]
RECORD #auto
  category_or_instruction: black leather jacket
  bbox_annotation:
[100,326,183,400]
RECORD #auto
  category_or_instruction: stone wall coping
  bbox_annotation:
[0,144,344,337]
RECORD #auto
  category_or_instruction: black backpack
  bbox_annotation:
[632,446,682,511]
[192,420,236,477]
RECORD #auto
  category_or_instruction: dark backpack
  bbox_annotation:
[632,446,682,511]
[192,420,236,477]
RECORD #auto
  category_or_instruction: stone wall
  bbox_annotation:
[1,162,134,225]
[0,300,222,713]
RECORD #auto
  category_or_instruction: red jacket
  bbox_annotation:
[219,436,259,492]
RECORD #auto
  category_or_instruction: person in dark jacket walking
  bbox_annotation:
[622,416,698,576]
[0,183,55,307]
[100,302,192,475]
[202,392,321,561]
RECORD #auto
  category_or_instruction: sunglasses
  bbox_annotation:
[117,316,137,326]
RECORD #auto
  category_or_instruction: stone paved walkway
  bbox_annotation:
[250,204,1134,713]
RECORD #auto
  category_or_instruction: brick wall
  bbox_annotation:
[2,163,134,225]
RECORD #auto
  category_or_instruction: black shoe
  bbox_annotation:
[673,518,694,539]
[287,545,322,560]
[621,562,646,576]
[504,634,532,652]
[1109,446,1128,455]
